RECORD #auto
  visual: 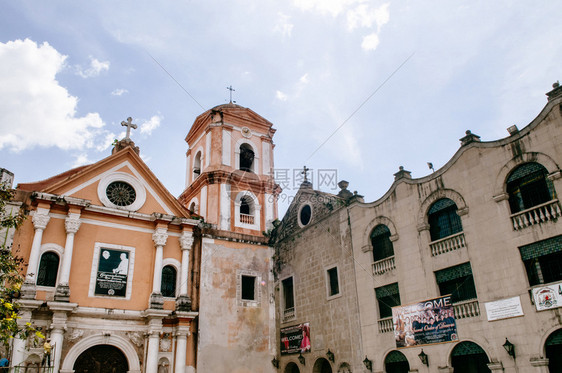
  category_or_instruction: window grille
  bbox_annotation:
[37,252,59,287]
[507,162,554,213]
[161,265,177,297]
[428,199,463,241]
[375,283,400,318]
[371,225,394,261]
[435,263,477,303]
[520,235,562,286]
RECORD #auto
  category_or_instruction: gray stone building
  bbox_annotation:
[271,82,562,373]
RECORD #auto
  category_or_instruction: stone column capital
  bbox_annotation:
[32,211,50,230]
[65,213,82,234]
[180,231,194,250]
[152,228,168,247]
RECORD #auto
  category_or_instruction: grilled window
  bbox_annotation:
[161,265,177,297]
[371,224,394,261]
[507,162,554,213]
[435,262,477,303]
[375,283,400,319]
[520,235,562,286]
[428,198,463,241]
[37,252,59,287]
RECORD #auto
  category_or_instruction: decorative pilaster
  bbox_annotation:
[176,231,194,312]
[11,304,39,366]
[174,324,191,373]
[144,310,168,373]
[150,227,168,309]
[47,302,76,373]
[21,207,50,299]
[55,212,82,301]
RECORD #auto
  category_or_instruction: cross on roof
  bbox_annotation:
[226,85,235,103]
[121,117,137,140]
[301,166,310,182]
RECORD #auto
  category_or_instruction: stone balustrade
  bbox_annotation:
[378,317,394,333]
[372,256,396,275]
[240,213,255,225]
[453,299,480,319]
[430,232,466,256]
[511,199,561,230]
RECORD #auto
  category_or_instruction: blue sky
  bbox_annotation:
[1,1,561,214]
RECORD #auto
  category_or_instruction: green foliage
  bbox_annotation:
[0,184,43,354]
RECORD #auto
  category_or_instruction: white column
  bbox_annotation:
[59,213,81,284]
[145,332,160,373]
[152,228,168,293]
[11,308,34,366]
[174,325,190,373]
[51,326,65,373]
[55,212,81,301]
[26,208,50,282]
[179,232,194,296]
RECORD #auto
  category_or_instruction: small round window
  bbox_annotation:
[299,204,312,226]
[106,181,136,206]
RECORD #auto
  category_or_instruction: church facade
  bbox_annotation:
[270,82,562,373]
[6,104,280,372]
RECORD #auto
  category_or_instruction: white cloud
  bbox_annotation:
[274,12,294,37]
[111,88,128,96]
[72,153,94,167]
[96,132,118,152]
[292,0,358,17]
[361,32,380,51]
[276,90,288,101]
[0,39,106,152]
[139,115,162,135]
[76,56,110,78]
[347,3,390,31]
[300,73,310,84]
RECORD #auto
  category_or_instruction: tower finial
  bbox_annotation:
[226,85,236,103]
[121,117,137,140]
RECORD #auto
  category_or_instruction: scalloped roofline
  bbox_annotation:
[355,89,562,208]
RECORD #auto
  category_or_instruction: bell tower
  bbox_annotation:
[179,103,279,234]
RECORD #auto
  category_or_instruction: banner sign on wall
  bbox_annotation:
[392,295,458,348]
[484,296,524,321]
[280,323,311,355]
[532,281,562,311]
[94,248,130,296]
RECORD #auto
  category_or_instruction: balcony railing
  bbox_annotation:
[429,232,466,256]
[378,317,394,333]
[240,213,255,225]
[511,199,561,230]
[453,298,480,319]
[283,307,295,321]
[372,256,396,275]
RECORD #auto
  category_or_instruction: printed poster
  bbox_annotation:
[532,281,562,311]
[484,296,524,321]
[280,323,311,355]
[392,295,458,348]
[94,248,130,297]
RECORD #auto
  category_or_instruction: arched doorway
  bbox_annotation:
[451,341,491,373]
[313,358,333,373]
[545,329,562,372]
[284,362,300,373]
[384,350,409,373]
[73,344,128,373]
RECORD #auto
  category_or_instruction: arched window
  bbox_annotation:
[189,202,197,214]
[193,151,202,179]
[546,329,562,372]
[240,196,255,224]
[37,252,59,287]
[507,162,554,213]
[428,198,463,241]
[239,143,254,171]
[451,341,491,373]
[384,351,409,373]
[161,265,177,297]
[370,225,394,262]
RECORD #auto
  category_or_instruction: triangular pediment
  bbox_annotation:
[18,147,190,218]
